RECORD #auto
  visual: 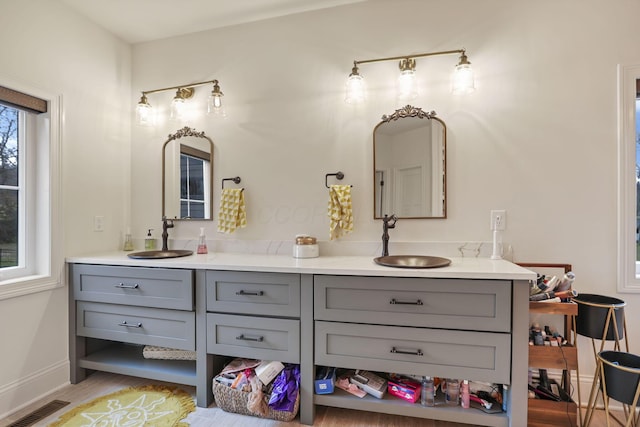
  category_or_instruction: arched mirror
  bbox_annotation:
[162,127,214,220]
[373,105,446,219]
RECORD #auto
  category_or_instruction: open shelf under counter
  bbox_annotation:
[78,342,197,386]
[314,388,508,427]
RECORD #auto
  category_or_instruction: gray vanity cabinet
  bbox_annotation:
[69,264,196,387]
[204,271,301,363]
[312,274,520,427]
[200,270,302,405]
[68,261,529,426]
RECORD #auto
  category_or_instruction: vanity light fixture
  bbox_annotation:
[135,79,224,125]
[207,80,224,114]
[344,49,475,103]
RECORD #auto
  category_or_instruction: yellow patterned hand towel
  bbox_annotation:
[328,184,354,240]
[217,188,247,233]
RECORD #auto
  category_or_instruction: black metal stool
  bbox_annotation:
[574,294,628,426]
[598,351,640,427]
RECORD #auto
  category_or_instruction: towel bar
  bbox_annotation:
[325,171,352,188]
[222,176,241,189]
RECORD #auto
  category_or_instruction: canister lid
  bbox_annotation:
[295,234,317,245]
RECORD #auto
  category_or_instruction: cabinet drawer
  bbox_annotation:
[77,301,195,350]
[315,321,511,384]
[207,313,299,363]
[314,275,511,332]
[72,264,193,310]
[206,271,300,317]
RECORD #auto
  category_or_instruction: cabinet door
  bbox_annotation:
[206,271,300,317]
[315,275,511,332]
[72,264,194,310]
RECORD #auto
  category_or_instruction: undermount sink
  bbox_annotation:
[374,255,451,269]
[127,249,193,259]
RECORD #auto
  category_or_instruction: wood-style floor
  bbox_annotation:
[0,371,618,426]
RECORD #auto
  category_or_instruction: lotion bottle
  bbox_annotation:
[461,380,470,408]
[144,229,156,250]
[197,227,208,254]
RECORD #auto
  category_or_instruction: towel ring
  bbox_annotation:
[325,172,344,188]
[222,176,241,189]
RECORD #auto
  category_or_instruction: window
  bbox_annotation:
[617,65,640,292]
[0,83,61,299]
[0,105,20,269]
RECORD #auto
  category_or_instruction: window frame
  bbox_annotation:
[617,64,640,292]
[0,78,62,300]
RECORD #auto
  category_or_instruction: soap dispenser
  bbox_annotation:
[145,229,156,250]
[197,227,208,254]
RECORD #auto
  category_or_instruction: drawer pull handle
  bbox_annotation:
[236,290,264,296]
[236,334,264,342]
[391,347,423,356]
[389,298,423,305]
[119,321,142,328]
[115,283,139,289]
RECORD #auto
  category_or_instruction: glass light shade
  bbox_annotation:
[452,63,475,94]
[207,93,223,114]
[136,102,153,126]
[170,97,186,121]
[345,74,365,104]
[397,69,418,100]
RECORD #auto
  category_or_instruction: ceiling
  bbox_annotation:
[58,0,365,44]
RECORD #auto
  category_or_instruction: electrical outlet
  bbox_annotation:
[94,215,105,232]
[490,210,506,231]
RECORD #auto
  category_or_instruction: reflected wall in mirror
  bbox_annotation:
[373,105,446,219]
[163,127,214,220]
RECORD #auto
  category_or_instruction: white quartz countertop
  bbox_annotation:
[66,252,536,281]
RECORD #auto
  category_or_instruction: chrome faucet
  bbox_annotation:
[381,214,398,256]
[161,216,174,251]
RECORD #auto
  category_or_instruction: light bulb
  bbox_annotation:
[207,93,223,113]
[397,69,418,100]
[136,96,153,126]
[207,81,225,116]
[452,53,475,94]
[345,63,366,104]
[170,90,186,121]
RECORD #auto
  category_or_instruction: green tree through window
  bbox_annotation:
[0,105,18,268]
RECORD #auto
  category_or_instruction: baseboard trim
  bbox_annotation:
[0,360,69,420]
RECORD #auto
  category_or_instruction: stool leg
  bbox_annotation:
[600,365,613,427]
[573,316,583,427]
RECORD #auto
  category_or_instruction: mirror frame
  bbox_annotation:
[162,126,214,221]
[373,105,447,219]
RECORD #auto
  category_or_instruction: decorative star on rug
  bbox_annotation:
[48,385,195,427]
[80,394,173,425]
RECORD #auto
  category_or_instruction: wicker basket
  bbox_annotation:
[212,381,299,422]
[142,346,196,361]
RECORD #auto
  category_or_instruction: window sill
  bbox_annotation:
[0,274,63,301]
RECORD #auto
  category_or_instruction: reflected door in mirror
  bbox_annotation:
[373,106,446,219]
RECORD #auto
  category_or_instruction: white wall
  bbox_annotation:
[131,0,640,389]
[0,0,130,416]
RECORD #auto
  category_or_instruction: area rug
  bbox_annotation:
[48,385,195,427]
